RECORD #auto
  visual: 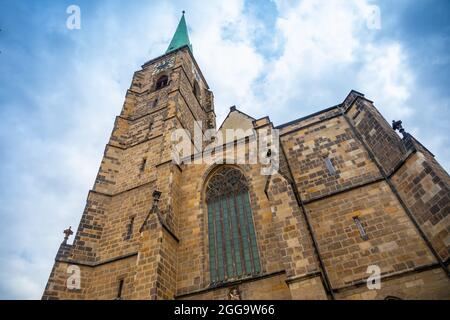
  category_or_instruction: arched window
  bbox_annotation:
[155,75,169,90]
[206,167,261,284]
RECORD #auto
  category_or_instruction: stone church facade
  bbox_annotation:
[43,14,450,300]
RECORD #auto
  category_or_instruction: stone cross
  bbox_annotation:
[392,120,407,137]
[63,226,73,244]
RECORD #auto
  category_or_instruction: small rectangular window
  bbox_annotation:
[353,216,369,241]
[324,157,336,175]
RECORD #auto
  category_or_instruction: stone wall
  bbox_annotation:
[281,115,380,202]
[392,151,450,261]
[43,46,449,300]
[306,181,436,289]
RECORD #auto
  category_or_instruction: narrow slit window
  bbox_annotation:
[125,217,134,240]
[324,157,336,175]
[116,279,124,300]
[353,216,369,241]
[140,158,147,172]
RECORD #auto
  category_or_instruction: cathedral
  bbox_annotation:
[43,13,449,300]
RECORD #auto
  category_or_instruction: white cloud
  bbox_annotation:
[188,0,265,122]
[239,1,414,127]
[357,43,414,119]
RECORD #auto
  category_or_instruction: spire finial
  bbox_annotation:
[182,10,185,15]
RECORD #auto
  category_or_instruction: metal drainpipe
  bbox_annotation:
[279,143,336,300]
[339,106,449,278]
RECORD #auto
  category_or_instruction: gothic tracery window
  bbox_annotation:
[206,167,261,284]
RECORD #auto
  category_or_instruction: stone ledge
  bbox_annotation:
[302,176,384,205]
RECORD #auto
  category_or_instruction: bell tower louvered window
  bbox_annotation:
[206,167,261,284]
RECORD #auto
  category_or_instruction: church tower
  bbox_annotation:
[43,12,216,300]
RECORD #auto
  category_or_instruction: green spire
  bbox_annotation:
[166,11,193,54]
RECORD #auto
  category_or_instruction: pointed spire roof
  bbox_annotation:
[166,11,193,54]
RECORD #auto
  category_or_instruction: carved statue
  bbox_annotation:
[228,287,241,300]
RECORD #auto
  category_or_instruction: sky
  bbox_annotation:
[0,0,449,299]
